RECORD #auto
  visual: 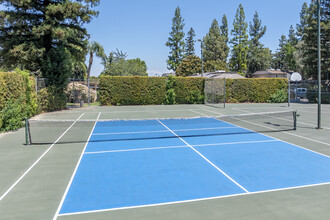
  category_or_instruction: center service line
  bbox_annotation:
[157,119,249,193]
[53,112,101,220]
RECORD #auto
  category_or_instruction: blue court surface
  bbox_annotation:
[58,118,330,216]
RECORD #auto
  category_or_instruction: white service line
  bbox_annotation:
[84,140,279,155]
[0,113,85,201]
[92,126,238,136]
[53,112,101,220]
[206,107,330,151]
[232,107,330,130]
[202,107,224,115]
[84,145,188,154]
[189,109,209,117]
[157,119,249,193]
[58,180,330,217]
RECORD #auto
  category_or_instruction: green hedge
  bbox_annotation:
[225,78,288,103]
[0,71,38,132]
[174,77,205,104]
[37,86,67,112]
[99,76,166,105]
[99,76,288,105]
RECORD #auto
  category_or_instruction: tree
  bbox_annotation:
[185,28,196,56]
[176,55,201,76]
[87,41,106,81]
[166,7,185,71]
[296,0,329,79]
[272,35,288,70]
[247,11,270,74]
[296,2,309,40]
[203,19,227,63]
[204,60,229,72]
[229,4,249,75]
[0,0,99,88]
[220,14,230,61]
[102,51,148,76]
[288,25,298,46]
[249,11,266,47]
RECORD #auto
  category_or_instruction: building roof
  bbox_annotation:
[189,71,245,79]
[253,70,288,76]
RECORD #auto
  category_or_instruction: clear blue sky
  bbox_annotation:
[1,0,308,76]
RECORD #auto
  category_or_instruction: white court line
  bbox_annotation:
[232,108,330,130]
[233,106,330,114]
[157,119,249,193]
[84,145,188,154]
[58,181,330,217]
[0,113,85,201]
[189,109,209,117]
[92,126,237,136]
[201,107,224,115]
[204,108,330,157]
[84,140,279,155]
[53,112,101,220]
[101,109,193,114]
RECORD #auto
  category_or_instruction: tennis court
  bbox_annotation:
[1,103,330,219]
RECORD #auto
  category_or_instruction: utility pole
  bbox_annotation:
[317,0,321,129]
[198,39,204,77]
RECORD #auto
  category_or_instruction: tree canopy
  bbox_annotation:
[166,6,185,72]
[102,50,148,76]
[203,19,227,63]
[0,0,100,87]
[229,4,249,75]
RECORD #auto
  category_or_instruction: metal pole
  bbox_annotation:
[87,78,90,106]
[327,42,329,82]
[201,41,204,77]
[223,78,226,109]
[25,117,29,146]
[317,0,322,129]
[212,79,214,104]
[72,78,75,104]
[35,77,38,93]
[288,79,291,107]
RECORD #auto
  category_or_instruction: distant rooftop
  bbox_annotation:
[190,71,245,79]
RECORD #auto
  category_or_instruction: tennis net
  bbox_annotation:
[25,110,297,145]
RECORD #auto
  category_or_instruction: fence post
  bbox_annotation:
[288,79,291,107]
[223,78,226,109]
[87,78,90,106]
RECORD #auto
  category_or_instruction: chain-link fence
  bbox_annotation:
[35,77,99,108]
[290,80,330,104]
[204,78,226,108]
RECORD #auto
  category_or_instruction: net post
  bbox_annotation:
[223,78,226,109]
[288,79,290,107]
[293,111,297,130]
[25,117,29,146]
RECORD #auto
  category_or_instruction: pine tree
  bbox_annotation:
[247,11,270,74]
[296,2,309,40]
[288,25,298,46]
[220,14,230,61]
[203,19,227,63]
[272,35,288,70]
[249,11,266,47]
[185,28,196,56]
[229,4,249,75]
[0,0,99,87]
[166,7,185,71]
[296,0,329,79]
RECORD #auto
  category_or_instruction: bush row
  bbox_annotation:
[225,78,288,103]
[0,71,68,132]
[99,76,288,105]
[0,71,38,131]
[99,76,167,105]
